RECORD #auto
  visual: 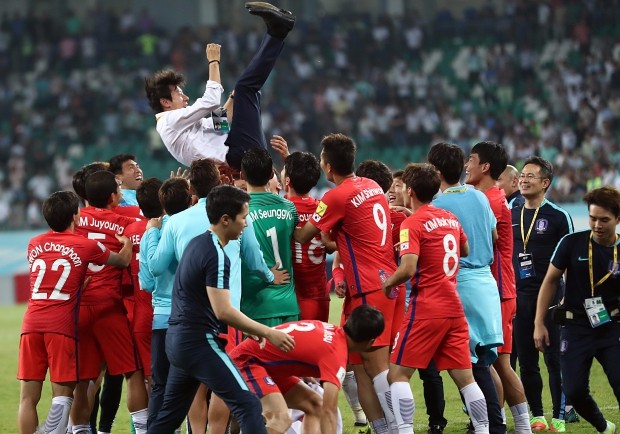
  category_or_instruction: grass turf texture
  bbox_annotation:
[3,297,618,433]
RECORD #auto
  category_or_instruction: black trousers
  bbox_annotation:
[514,292,564,418]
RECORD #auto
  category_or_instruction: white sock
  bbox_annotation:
[501,407,507,425]
[389,381,415,434]
[130,408,148,434]
[343,371,362,409]
[98,431,111,434]
[72,425,91,434]
[45,396,73,434]
[373,370,398,433]
[510,402,532,434]
[370,418,389,434]
[461,382,489,434]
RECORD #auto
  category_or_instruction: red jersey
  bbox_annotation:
[484,186,516,300]
[75,206,136,306]
[22,230,110,336]
[390,209,407,262]
[312,177,396,296]
[399,204,467,320]
[113,205,143,220]
[231,321,348,388]
[288,195,327,300]
[124,219,153,330]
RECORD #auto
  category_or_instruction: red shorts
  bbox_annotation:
[225,325,244,353]
[18,333,78,383]
[123,296,135,326]
[497,298,516,354]
[77,304,142,379]
[133,302,154,335]
[344,288,406,365]
[236,361,301,398]
[133,331,152,377]
[297,298,330,322]
[390,317,471,371]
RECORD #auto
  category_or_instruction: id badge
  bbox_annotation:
[211,110,230,134]
[518,252,535,279]
[583,296,611,328]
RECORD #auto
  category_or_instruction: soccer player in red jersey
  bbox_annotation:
[295,133,405,434]
[17,191,132,434]
[71,170,149,434]
[381,163,490,434]
[465,142,531,433]
[231,305,384,434]
[281,151,329,321]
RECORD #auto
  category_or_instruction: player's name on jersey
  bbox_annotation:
[298,213,313,222]
[323,323,336,343]
[129,233,142,245]
[351,187,384,208]
[28,242,86,267]
[423,217,460,233]
[249,208,294,221]
[79,216,124,234]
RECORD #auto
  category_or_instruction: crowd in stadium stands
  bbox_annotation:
[1,0,620,229]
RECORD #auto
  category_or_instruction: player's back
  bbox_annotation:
[313,177,397,296]
[231,320,348,385]
[485,186,516,299]
[433,185,496,269]
[400,205,466,320]
[289,195,327,300]
[76,206,136,305]
[242,192,298,320]
[23,230,110,336]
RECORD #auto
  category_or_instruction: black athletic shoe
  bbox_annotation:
[245,2,295,39]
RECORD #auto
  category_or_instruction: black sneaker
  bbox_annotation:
[428,425,445,434]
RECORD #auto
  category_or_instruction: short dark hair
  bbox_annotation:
[523,156,554,189]
[284,152,321,195]
[343,305,385,343]
[207,185,251,223]
[321,133,356,176]
[427,142,465,185]
[241,148,274,187]
[108,154,136,176]
[73,162,109,204]
[189,159,221,198]
[136,178,164,219]
[144,69,186,113]
[471,141,508,180]
[159,178,191,216]
[85,170,118,208]
[42,191,81,232]
[356,160,393,193]
[584,186,620,218]
[392,169,404,179]
[401,163,441,203]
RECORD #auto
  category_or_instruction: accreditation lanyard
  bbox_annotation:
[520,205,541,253]
[589,232,619,297]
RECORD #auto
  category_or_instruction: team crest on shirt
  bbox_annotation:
[264,376,275,386]
[610,261,620,277]
[535,218,548,234]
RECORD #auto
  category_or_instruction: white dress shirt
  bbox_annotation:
[155,80,228,166]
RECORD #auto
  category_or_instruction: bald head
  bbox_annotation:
[497,165,519,196]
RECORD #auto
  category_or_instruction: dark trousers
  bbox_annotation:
[148,328,170,428]
[147,330,266,434]
[90,371,124,432]
[514,292,564,418]
[560,321,620,432]
[419,360,447,428]
[473,362,506,434]
[225,34,285,169]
